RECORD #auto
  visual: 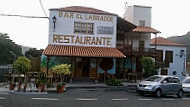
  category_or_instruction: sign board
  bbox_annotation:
[48,10,117,47]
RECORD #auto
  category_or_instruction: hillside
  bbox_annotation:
[167,31,190,61]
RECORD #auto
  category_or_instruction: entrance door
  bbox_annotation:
[82,58,90,76]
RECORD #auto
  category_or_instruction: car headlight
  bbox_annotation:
[145,85,153,89]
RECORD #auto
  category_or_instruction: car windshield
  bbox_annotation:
[183,78,190,83]
[145,76,163,82]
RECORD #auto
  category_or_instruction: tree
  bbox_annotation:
[52,64,71,83]
[0,33,23,65]
[25,48,44,58]
[140,57,156,77]
[13,57,31,82]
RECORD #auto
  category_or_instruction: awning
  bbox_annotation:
[42,45,125,58]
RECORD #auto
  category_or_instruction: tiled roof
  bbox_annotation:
[50,6,117,16]
[42,45,125,58]
[151,37,186,47]
[133,26,161,34]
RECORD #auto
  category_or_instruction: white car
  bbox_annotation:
[182,77,190,93]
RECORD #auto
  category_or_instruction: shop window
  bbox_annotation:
[74,22,94,34]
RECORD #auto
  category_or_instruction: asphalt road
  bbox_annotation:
[0,89,190,107]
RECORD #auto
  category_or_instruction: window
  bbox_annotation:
[139,20,145,27]
[165,51,173,63]
[163,77,172,83]
[172,78,180,83]
[156,50,163,62]
[139,40,145,51]
[74,22,94,34]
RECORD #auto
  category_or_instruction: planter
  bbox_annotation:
[38,83,46,92]
[57,85,65,93]
[23,83,27,92]
[9,84,15,90]
[17,83,21,92]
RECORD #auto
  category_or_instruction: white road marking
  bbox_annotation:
[182,98,190,100]
[161,99,174,101]
[76,98,97,101]
[31,98,58,101]
[112,98,128,101]
[0,97,5,100]
[138,98,152,101]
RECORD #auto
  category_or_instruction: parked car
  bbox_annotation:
[137,75,183,98]
[182,77,190,93]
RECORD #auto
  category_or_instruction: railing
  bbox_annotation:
[117,44,155,56]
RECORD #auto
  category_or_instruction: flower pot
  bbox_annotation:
[57,87,63,93]
[57,85,65,93]
[17,83,21,92]
[23,83,27,92]
[38,83,46,92]
[9,84,15,90]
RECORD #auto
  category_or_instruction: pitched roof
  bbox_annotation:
[50,6,117,16]
[42,45,125,58]
[151,37,186,47]
[133,26,161,34]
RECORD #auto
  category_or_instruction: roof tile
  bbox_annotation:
[133,26,161,33]
[151,37,186,47]
[50,6,117,16]
[42,45,125,58]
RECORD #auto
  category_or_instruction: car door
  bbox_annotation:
[160,77,172,94]
[171,77,181,94]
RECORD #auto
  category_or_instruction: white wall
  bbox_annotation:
[151,45,187,80]
[124,5,151,27]
[48,10,117,47]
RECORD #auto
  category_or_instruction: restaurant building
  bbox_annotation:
[42,6,136,82]
[42,6,160,83]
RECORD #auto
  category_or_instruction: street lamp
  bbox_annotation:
[52,15,57,31]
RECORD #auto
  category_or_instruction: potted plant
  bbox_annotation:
[17,82,22,92]
[52,64,71,93]
[37,72,47,92]
[13,57,31,92]
[9,82,15,90]
[56,83,63,93]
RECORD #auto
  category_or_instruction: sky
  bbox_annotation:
[0,0,190,49]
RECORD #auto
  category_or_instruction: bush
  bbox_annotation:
[106,79,123,86]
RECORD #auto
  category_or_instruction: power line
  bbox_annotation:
[0,13,48,19]
[39,0,49,18]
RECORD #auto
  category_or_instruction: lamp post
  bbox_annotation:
[52,15,57,31]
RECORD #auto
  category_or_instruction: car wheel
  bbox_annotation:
[177,90,183,98]
[155,89,162,98]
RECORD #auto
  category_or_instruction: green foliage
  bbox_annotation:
[52,64,71,75]
[38,72,47,84]
[13,57,31,75]
[106,79,123,86]
[52,64,71,83]
[0,33,23,65]
[57,83,62,89]
[25,48,44,58]
[140,57,156,77]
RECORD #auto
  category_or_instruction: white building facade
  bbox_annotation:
[151,37,187,80]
